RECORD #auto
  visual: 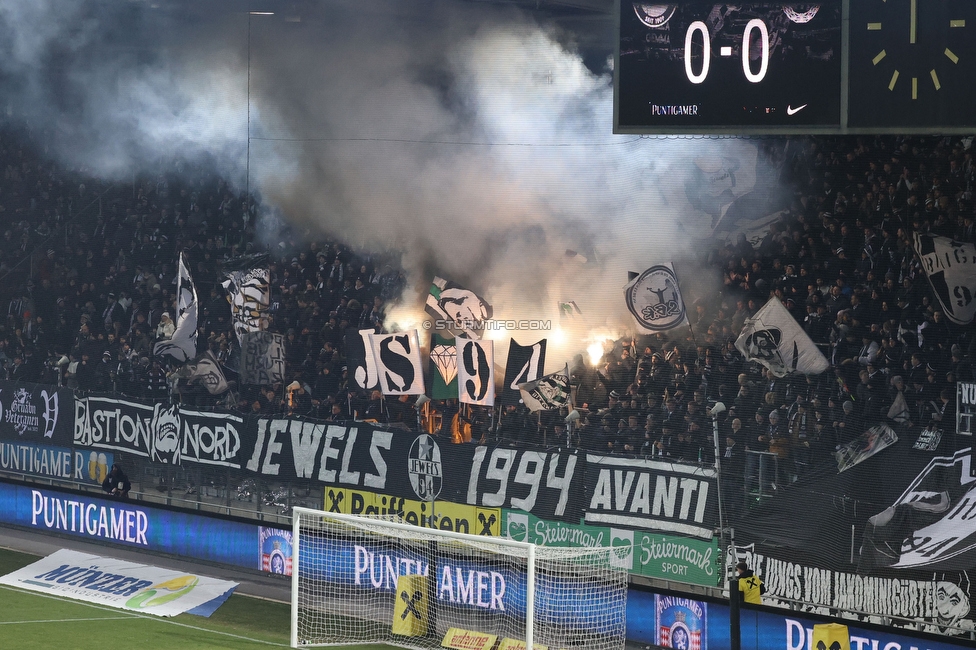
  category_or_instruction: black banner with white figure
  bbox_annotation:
[442,445,585,523]
[0,381,72,446]
[456,339,494,406]
[73,396,244,468]
[240,332,285,386]
[583,455,719,539]
[501,339,546,406]
[369,330,425,396]
[914,232,976,325]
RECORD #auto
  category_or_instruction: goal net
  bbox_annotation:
[290,507,628,650]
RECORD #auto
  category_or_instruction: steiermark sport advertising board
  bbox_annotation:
[501,510,720,587]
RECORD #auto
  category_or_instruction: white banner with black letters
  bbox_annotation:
[73,396,244,468]
[369,330,425,396]
[583,454,719,539]
[456,338,494,406]
[914,232,976,325]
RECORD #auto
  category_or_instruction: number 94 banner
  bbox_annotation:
[457,339,494,406]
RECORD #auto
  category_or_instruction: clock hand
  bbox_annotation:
[910,0,917,44]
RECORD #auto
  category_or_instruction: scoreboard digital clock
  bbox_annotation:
[615,1,976,134]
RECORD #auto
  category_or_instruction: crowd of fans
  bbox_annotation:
[560,135,975,505]
[0,126,973,493]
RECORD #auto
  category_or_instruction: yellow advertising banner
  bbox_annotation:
[441,627,497,650]
[497,639,550,650]
[392,575,429,637]
[812,623,850,650]
[323,488,501,536]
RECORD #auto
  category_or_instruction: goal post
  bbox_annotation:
[290,506,628,649]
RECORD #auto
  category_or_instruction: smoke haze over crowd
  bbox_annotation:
[0,0,772,362]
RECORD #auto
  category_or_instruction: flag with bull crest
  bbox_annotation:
[735,297,828,377]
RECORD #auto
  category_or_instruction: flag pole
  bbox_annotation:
[672,259,702,350]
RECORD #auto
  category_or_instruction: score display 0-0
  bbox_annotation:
[615,1,976,134]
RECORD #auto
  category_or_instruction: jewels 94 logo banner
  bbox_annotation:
[0,381,71,446]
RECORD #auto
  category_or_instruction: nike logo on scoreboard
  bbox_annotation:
[786,104,808,116]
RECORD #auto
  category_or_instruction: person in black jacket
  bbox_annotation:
[102,464,131,498]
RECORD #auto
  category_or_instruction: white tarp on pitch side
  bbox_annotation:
[0,549,238,617]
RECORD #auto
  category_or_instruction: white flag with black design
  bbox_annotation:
[624,263,689,333]
[519,363,571,412]
[913,232,976,325]
[735,297,829,377]
[180,351,229,395]
[154,252,198,362]
[222,264,270,344]
[456,338,494,406]
[368,330,425,395]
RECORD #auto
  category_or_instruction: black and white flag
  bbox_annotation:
[914,232,976,325]
[624,263,689,333]
[222,257,270,344]
[240,332,285,386]
[180,351,229,395]
[425,276,493,339]
[154,252,198,363]
[456,338,494,406]
[502,339,547,406]
[735,297,829,377]
[519,363,571,412]
[369,330,425,395]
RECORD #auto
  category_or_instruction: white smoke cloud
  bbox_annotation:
[0,0,763,368]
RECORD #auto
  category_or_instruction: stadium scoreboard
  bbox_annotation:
[615,1,976,134]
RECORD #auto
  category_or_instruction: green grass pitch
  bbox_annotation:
[0,548,396,649]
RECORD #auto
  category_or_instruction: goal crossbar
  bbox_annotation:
[290,506,627,650]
